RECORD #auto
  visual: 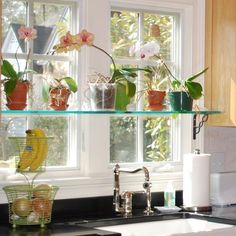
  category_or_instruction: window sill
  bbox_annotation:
[0,170,183,204]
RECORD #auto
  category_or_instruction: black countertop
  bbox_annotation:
[2,205,236,236]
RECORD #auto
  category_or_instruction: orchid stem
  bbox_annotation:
[15,45,21,74]
[22,48,31,80]
[92,44,116,81]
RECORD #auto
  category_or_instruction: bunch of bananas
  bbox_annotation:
[17,128,48,172]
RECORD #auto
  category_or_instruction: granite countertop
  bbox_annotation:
[2,205,236,236]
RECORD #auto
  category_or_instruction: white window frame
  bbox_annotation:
[0,0,205,204]
[1,0,80,170]
[110,7,180,166]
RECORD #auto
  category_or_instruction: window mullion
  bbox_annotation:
[27,0,34,53]
[137,11,144,162]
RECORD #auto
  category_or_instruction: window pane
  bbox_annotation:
[0,117,69,167]
[111,10,139,58]
[31,60,71,109]
[143,117,171,162]
[110,9,176,164]
[30,117,69,166]
[110,117,137,163]
[143,13,174,60]
[33,3,72,54]
[2,0,27,53]
[0,118,27,167]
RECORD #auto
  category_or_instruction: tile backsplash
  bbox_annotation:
[205,126,236,173]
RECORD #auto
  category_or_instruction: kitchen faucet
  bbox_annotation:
[113,164,153,215]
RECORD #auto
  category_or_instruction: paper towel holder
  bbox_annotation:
[194,149,200,154]
[182,149,212,213]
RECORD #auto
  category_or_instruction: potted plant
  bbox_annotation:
[53,30,148,111]
[130,41,208,111]
[130,42,170,110]
[1,26,37,110]
[136,65,170,111]
[42,75,78,110]
[168,68,208,111]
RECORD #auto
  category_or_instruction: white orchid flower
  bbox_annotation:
[139,41,160,59]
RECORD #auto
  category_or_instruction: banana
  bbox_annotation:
[17,130,38,171]
[29,128,48,171]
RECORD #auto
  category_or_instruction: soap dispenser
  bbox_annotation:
[164,181,175,207]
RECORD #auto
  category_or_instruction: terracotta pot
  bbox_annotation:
[49,87,71,110]
[147,90,166,111]
[6,82,29,110]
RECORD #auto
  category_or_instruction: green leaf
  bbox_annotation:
[126,80,136,98]
[186,67,208,82]
[63,77,78,93]
[185,81,203,100]
[42,82,50,102]
[4,79,17,96]
[171,114,179,119]
[112,68,151,81]
[1,60,18,79]
[18,69,37,79]
[115,83,130,111]
[172,80,182,89]
[112,69,135,80]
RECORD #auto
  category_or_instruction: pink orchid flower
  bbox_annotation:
[18,26,37,41]
[59,31,74,47]
[77,29,95,46]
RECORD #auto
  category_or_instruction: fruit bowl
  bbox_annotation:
[3,184,59,228]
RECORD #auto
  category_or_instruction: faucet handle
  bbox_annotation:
[143,181,152,189]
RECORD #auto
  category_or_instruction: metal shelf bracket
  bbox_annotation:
[193,114,209,140]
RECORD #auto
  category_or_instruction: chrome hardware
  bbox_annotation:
[194,149,200,154]
[121,191,133,215]
[113,164,153,215]
[193,114,209,140]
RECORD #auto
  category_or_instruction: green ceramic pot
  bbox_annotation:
[168,91,193,111]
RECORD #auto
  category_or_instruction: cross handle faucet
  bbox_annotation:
[113,164,153,215]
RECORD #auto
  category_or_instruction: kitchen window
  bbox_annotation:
[0,0,205,202]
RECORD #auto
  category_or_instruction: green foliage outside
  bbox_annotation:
[144,117,171,162]
[110,117,136,163]
[143,13,173,60]
[31,117,68,166]
[110,10,173,163]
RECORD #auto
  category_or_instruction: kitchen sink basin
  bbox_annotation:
[96,218,236,236]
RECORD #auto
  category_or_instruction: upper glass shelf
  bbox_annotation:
[0,109,221,115]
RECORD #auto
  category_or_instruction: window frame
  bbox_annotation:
[0,0,205,204]
[110,7,180,165]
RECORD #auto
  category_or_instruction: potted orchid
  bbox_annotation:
[1,26,37,110]
[130,42,170,110]
[130,41,208,111]
[53,29,147,111]
[42,75,78,110]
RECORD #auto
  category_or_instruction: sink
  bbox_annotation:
[96,218,236,236]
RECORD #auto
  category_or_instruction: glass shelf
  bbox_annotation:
[0,109,221,140]
[0,109,221,115]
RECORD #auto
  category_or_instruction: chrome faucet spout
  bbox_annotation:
[113,164,153,215]
[143,166,150,182]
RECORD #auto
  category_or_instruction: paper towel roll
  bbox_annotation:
[183,152,211,207]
